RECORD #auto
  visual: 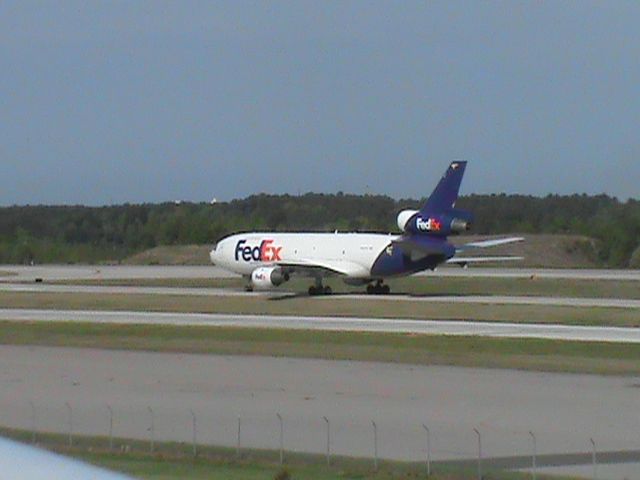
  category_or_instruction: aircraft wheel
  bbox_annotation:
[308,286,317,296]
[244,285,254,292]
[381,284,390,294]
[366,284,374,295]
[323,286,332,295]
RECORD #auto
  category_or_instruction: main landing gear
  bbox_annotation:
[308,278,332,296]
[366,280,390,295]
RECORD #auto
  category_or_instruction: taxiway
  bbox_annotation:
[1,308,639,343]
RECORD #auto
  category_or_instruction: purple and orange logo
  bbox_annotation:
[415,217,442,232]
[235,239,282,262]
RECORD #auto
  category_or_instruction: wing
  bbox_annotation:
[390,236,453,262]
[448,236,525,266]
[456,236,524,251]
[275,259,370,278]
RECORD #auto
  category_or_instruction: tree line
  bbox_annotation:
[0,193,638,267]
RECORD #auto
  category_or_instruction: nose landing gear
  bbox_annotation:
[366,280,390,295]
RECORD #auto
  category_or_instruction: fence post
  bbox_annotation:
[422,424,431,476]
[107,405,114,451]
[236,416,241,459]
[473,428,482,480]
[372,420,378,471]
[147,406,154,453]
[189,409,197,458]
[277,413,284,465]
[323,416,330,466]
[29,401,36,444]
[529,431,536,480]
[65,402,73,447]
[590,438,597,480]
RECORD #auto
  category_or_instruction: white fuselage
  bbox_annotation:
[211,232,398,278]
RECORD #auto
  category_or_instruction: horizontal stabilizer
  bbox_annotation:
[457,236,524,251]
[447,256,524,265]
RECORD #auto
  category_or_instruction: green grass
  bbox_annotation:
[0,290,637,327]
[75,452,573,480]
[48,275,640,300]
[3,321,640,375]
[0,426,572,480]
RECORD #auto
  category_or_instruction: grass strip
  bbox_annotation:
[0,290,637,327]
[0,426,569,480]
[2,321,640,375]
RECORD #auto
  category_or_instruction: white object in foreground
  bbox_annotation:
[0,436,132,480]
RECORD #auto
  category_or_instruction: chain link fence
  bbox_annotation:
[5,399,631,478]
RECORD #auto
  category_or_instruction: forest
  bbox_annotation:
[1,193,639,267]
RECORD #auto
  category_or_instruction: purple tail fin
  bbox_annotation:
[420,161,467,214]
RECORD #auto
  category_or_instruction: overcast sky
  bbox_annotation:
[1,1,639,205]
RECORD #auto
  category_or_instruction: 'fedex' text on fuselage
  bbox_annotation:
[235,239,282,262]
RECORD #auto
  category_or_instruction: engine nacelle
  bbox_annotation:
[251,266,290,290]
[398,208,473,236]
[397,209,419,232]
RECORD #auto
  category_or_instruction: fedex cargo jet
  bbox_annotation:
[210,162,522,295]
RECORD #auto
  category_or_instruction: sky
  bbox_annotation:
[1,1,639,205]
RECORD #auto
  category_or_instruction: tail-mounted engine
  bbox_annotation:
[397,208,473,236]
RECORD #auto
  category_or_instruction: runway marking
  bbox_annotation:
[1,308,640,343]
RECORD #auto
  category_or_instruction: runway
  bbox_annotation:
[326,293,640,309]
[1,308,639,343]
[0,282,258,298]
[2,345,640,465]
[1,264,640,282]
[2,282,640,309]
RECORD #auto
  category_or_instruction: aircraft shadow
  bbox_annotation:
[266,290,477,301]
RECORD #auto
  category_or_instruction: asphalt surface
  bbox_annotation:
[0,282,258,297]
[2,264,640,281]
[2,346,640,466]
[333,293,640,309]
[1,308,639,343]
[2,282,640,309]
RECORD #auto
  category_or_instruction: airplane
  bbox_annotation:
[210,161,523,295]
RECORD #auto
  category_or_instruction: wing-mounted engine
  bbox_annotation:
[398,208,473,236]
[251,266,290,290]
